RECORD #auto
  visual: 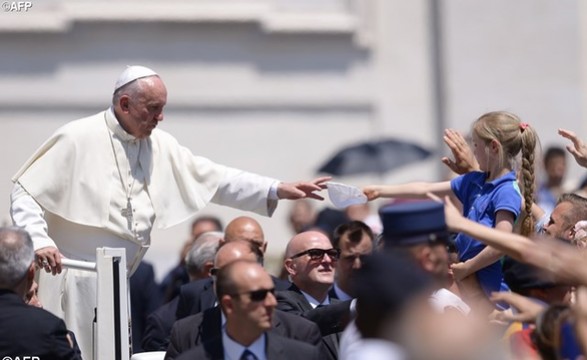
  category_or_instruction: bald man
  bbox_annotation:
[167,244,322,359]
[224,216,267,252]
[278,231,354,360]
[176,216,290,320]
[175,260,321,360]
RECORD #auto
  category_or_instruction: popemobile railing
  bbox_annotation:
[61,248,130,360]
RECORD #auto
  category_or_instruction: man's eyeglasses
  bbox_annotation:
[231,288,276,302]
[290,248,341,261]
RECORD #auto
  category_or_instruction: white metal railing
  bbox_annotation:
[61,248,130,360]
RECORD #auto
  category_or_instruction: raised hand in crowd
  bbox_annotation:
[441,128,480,174]
[559,128,587,168]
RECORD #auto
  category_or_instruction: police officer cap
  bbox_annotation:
[379,200,449,247]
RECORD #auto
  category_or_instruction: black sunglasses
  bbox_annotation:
[290,248,340,261]
[231,288,276,302]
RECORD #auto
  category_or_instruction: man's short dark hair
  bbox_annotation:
[543,146,566,165]
[557,193,587,232]
[215,240,264,265]
[331,221,374,249]
[192,216,223,233]
[215,260,257,301]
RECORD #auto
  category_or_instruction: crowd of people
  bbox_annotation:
[3,65,587,359]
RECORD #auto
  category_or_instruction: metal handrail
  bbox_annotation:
[61,258,97,272]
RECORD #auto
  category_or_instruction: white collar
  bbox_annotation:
[333,282,353,301]
[300,289,330,308]
[222,328,266,360]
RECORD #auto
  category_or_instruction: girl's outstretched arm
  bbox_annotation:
[363,181,452,201]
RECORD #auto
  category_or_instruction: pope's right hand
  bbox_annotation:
[35,246,63,275]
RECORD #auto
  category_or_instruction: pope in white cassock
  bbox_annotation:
[10,65,329,359]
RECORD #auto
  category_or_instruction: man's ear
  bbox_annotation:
[220,295,234,316]
[262,242,268,254]
[418,247,435,273]
[203,262,214,277]
[24,263,35,293]
[284,258,296,277]
[119,95,131,112]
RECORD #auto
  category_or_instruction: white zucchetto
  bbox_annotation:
[114,65,158,91]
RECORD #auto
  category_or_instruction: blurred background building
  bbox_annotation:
[0,0,585,279]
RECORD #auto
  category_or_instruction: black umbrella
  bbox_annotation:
[317,138,432,176]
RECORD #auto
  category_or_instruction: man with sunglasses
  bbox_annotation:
[166,241,322,359]
[176,260,320,360]
[279,231,354,360]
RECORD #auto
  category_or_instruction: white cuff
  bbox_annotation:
[268,181,280,200]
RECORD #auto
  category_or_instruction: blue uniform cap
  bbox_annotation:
[379,201,450,247]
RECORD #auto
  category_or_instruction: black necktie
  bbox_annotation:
[240,349,258,360]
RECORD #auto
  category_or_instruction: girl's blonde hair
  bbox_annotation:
[472,111,538,237]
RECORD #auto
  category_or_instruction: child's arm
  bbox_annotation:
[450,210,514,281]
[363,181,452,201]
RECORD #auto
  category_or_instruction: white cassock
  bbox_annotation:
[10,107,279,359]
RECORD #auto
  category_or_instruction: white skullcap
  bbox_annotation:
[114,65,158,91]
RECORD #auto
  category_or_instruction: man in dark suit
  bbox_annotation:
[329,221,374,301]
[176,216,289,320]
[0,227,80,359]
[175,260,320,360]
[130,260,162,353]
[168,239,314,357]
[278,230,353,360]
[142,230,223,351]
[166,299,322,359]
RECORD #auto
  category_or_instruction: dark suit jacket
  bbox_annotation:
[0,289,80,360]
[277,284,352,360]
[176,275,290,320]
[130,261,163,353]
[142,296,179,351]
[175,332,321,360]
[165,306,322,359]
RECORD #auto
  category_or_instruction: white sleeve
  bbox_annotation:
[10,182,57,250]
[211,167,280,217]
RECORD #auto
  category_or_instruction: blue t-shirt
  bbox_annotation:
[451,170,522,296]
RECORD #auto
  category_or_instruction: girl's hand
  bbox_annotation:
[362,186,381,201]
[451,261,471,281]
[489,291,546,323]
[441,129,480,174]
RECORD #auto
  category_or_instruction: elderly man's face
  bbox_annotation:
[121,77,167,139]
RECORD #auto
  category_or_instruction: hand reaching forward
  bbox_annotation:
[362,185,382,201]
[489,291,546,323]
[559,128,587,168]
[277,176,330,200]
[441,129,480,174]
